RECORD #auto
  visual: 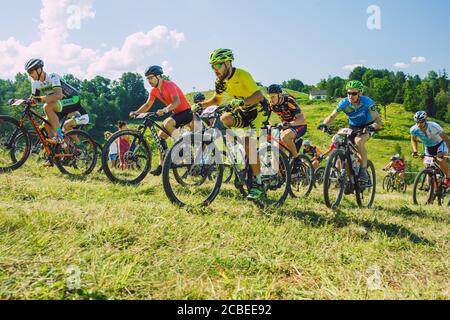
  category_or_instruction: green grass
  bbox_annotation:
[0,100,449,300]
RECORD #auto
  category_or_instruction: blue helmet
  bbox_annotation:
[193,93,206,103]
[145,65,163,77]
[267,84,282,94]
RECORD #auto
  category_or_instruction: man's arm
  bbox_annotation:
[165,94,181,113]
[40,87,63,103]
[369,107,382,130]
[439,132,450,150]
[134,96,154,114]
[202,94,222,108]
[323,110,338,125]
[244,90,264,107]
[411,135,419,154]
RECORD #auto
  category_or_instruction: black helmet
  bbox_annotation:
[267,84,282,94]
[193,93,206,104]
[145,65,163,77]
[25,58,44,72]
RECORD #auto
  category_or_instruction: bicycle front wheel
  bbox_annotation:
[0,116,30,173]
[412,169,435,205]
[162,133,224,207]
[54,130,97,177]
[323,149,346,209]
[258,144,291,207]
[101,130,151,185]
[290,154,314,198]
[355,160,376,208]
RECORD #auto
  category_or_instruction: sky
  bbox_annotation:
[0,0,449,92]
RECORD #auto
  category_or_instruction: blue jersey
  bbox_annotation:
[410,122,444,147]
[335,96,376,127]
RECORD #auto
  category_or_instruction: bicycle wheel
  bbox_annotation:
[0,116,30,172]
[355,160,376,208]
[382,175,389,191]
[13,130,50,165]
[257,144,291,206]
[102,130,151,185]
[290,154,314,198]
[313,166,326,189]
[412,169,435,205]
[163,133,224,207]
[323,149,346,209]
[385,176,394,193]
[54,130,97,177]
[399,179,407,193]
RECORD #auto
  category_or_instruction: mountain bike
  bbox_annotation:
[320,127,376,209]
[412,154,449,206]
[162,105,291,207]
[382,169,407,193]
[0,99,97,177]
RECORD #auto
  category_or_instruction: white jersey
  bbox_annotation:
[31,72,78,98]
[410,121,444,147]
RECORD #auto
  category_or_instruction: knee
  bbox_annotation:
[221,114,233,127]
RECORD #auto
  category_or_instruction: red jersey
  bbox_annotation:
[390,160,405,171]
[149,80,191,114]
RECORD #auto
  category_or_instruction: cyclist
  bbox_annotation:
[197,48,270,200]
[267,84,307,174]
[25,58,87,144]
[302,140,324,169]
[410,111,450,187]
[318,80,382,186]
[383,154,405,185]
[130,65,194,176]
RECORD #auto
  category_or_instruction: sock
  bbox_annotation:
[55,128,63,139]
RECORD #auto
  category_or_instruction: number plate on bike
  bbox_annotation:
[337,128,353,136]
[423,157,434,165]
[201,106,219,119]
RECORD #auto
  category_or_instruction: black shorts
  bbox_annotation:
[172,109,193,129]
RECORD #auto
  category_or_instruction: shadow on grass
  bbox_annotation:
[279,208,434,246]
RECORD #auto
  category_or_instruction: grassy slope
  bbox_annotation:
[0,99,449,300]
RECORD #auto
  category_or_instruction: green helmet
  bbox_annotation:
[209,48,234,64]
[346,80,364,91]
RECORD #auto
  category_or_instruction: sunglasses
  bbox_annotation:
[211,63,224,71]
[347,91,359,96]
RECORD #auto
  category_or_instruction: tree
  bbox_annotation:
[112,72,148,120]
[370,77,396,119]
[435,89,450,120]
[281,79,305,92]
[416,81,435,116]
[349,66,368,82]
[404,79,420,112]
[62,74,82,91]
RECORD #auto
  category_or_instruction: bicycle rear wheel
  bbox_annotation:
[0,116,30,172]
[290,155,314,198]
[101,130,151,185]
[54,130,97,177]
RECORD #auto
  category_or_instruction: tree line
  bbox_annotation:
[282,66,450,122]
[1,67,449,140]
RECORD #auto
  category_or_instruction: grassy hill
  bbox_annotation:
[0,99,449,300]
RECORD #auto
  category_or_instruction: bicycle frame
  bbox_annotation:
[11,103,74,159]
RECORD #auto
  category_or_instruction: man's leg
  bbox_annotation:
[355,133,371,184]
[43,102,61,139]
[281,129,297,158]
[151,117,176,176]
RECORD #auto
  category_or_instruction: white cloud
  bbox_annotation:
[412,56,427,64]
[393,62,409,69]
[0,0,185,80]
[343,64,363,71]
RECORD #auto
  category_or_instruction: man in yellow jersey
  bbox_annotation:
[198,48,270,200]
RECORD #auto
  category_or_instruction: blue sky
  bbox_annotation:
[0,0,449,92]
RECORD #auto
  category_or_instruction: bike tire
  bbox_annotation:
[0,115,31,173]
